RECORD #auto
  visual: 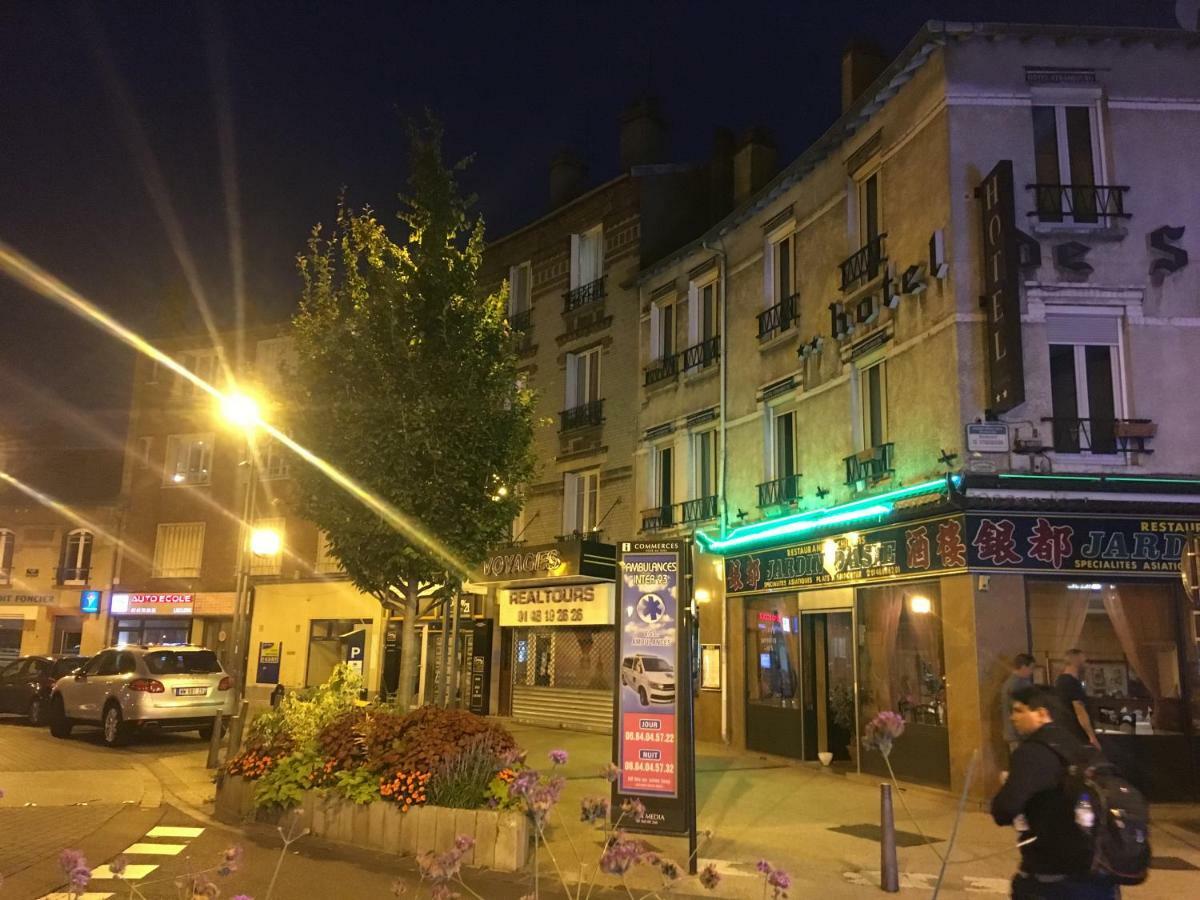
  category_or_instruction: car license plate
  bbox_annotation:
[175,687,206,696]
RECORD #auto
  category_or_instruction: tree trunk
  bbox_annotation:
[397,577,420,713]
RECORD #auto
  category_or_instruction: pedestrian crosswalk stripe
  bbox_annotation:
[92,863,158,880]
[123,842,187,856]
[146,826,204,838]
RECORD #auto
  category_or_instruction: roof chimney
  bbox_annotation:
[841,39,889,113]
[549,148,587,209]
[732,127,777,205]
[619,97,669,171]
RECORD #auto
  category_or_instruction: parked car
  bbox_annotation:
[620,653,676,706]
[49,645,235,747]
[0,655,89,725]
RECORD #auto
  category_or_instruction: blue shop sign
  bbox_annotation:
[80,590,101,614]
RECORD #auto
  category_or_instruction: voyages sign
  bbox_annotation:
[966,514,1200,575]
[723,515,968,596]
[473,539,616,585]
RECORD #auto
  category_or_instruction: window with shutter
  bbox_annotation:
[1046,312,1123,453]
[152,522,205,578]
[250,517,286,575]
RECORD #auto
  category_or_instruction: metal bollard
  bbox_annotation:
[205,710,224,769]
[880,783,899,892]
[227,699,250,758]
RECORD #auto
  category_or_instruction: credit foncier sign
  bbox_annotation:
[497,583,614,627]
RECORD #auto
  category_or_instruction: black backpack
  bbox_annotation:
[1040,738,1151,885]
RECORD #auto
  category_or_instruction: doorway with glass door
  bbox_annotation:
[801,610,855,764]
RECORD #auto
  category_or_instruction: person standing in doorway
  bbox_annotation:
[992,685,1118,899]
[1055,649,1100,750]
[1002,653,1036,755]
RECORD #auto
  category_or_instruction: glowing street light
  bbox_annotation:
[220,391,261,430]
[250,527,281,557]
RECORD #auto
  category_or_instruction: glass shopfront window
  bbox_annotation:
[857,582,950,786]
[511,626,613,690]
[744,595,803,758]
[1027,579,1196,799]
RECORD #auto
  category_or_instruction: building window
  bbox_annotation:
[689,280,720,344]
[692,431,717,500]
[0,529,14,585]
[571,226,603,289]
[857,169,881,246]
[509,261,532,316]
[769,232,794,306]
[250,517,285,576]
[1047,313,1122,454]
[59,529,94,584]
[176,349,218,397]
[152,522,205,578]
[565,346,601,409]
[315,531,343,574]
[772,410,797,479]
[649,298,676,362]
[562,470,600,536]
[1032,104,1103,223]
[164,433,214,486]
[859,361,887,449]
[255,337,293,392]
[261,439,290,480]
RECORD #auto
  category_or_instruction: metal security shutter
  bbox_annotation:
[511,685,612,733]
[1045,314,1119,345]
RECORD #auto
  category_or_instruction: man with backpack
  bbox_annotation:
[992,685,1149,899]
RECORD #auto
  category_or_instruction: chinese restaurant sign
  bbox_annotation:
[613,540,696,839]
[497,583,615,627]
[722,515,968,596]
[966,514,1200,575]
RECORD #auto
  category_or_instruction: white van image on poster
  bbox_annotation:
[620,653,676,706]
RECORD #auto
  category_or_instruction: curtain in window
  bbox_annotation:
[860,586,903,715]
[1028,581,1089,664]
[1102,585,1181,731]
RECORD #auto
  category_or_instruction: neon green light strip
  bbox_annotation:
[997,473,1102,482]
[1107,476,1200,486]
[696,475,957,555]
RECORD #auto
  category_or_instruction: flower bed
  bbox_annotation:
[214,664,530,871]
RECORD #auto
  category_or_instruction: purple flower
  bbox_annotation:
[658,857,681,881]
[68,865,91,892]
[768,868,792,890]
[549,749,568,766]
[510,768,538,799]
[599,831,641,875]
[391,877,408,896]
[231,896,255,900]
[58,849,87,878]
[453,834,475,852]
[602,762,620,783]
[699,863,721,890]
[756,858,772,874]
[580,796,609,824]
[863,710,907,757]
[620,797,646,819]
[219,844,244,876]
[109,855,128,877]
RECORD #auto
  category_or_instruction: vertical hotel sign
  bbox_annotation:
[977,160,1025,413]
[613,540,696,839]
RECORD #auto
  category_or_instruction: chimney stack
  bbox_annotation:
[549,149,587,209]
[732,127,777,205]
[619,97,669,171]
[841,39,889,113]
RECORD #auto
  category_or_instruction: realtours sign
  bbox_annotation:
[497,583,615,627]
[612,540,696,843]
[977,160,1025,413]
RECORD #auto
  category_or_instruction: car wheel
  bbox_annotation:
[101,703,129,748]
[49,697,73,739]
[638,687,649,707]
[27,697,46,727]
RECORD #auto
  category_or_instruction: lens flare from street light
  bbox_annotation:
[221,392,260,429]
[251,527,281,557]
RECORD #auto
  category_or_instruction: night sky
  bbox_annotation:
[0,1,1180,446]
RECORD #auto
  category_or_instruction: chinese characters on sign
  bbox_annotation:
[497,584,615,627]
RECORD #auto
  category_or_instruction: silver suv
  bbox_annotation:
[49,645,235,747]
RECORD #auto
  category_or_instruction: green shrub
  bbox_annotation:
[254,746,325,809]
[330,765,382,805]
[426,739,498,810]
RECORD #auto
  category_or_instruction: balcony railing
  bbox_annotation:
[681,336,720,372]
[507,308,532,332]
[57,566,91,584]
[641,504,676,532]
[559,399,604,432]
[644,353,679,387]
[757,293,799,341]
[562,275,607,313]
[757,473,803,508]
[839,233,886,292]
[843,442,895,486]
[682,495,719,524]
[1027,184,1130,225]
[555,529,603,543]
[1041,417,1156,455]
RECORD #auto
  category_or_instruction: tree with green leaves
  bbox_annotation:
[286,122,535,710]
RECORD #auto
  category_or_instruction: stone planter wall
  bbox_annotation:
[214,775,530,872]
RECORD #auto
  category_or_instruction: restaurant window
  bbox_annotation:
[857,582,949,786]
[1028,580,1185,737]
[745,595,800,709]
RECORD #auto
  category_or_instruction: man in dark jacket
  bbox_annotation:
[992,685,1118,899]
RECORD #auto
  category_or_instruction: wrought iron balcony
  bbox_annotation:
[681,336,720,373]
[641,504,676,532]
[757,293,799,341]
[682,495,719,524]
[1041,417,1156,455]
[838,233,886,292]
[559,399,604,432]
[843,442,895,486]
[57,566,91,584]
[1027,184,1130,225]
[562,275,607,313]
[757,473,803,508]
[507,308,532,332]
[644,353,679,387]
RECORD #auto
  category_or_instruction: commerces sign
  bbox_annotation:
[965,514,1200,575]
[473,539,616,585]
[723,515,968,596]
[110,592,194,616]
[612,540,696,843]
[497,583,615,627]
